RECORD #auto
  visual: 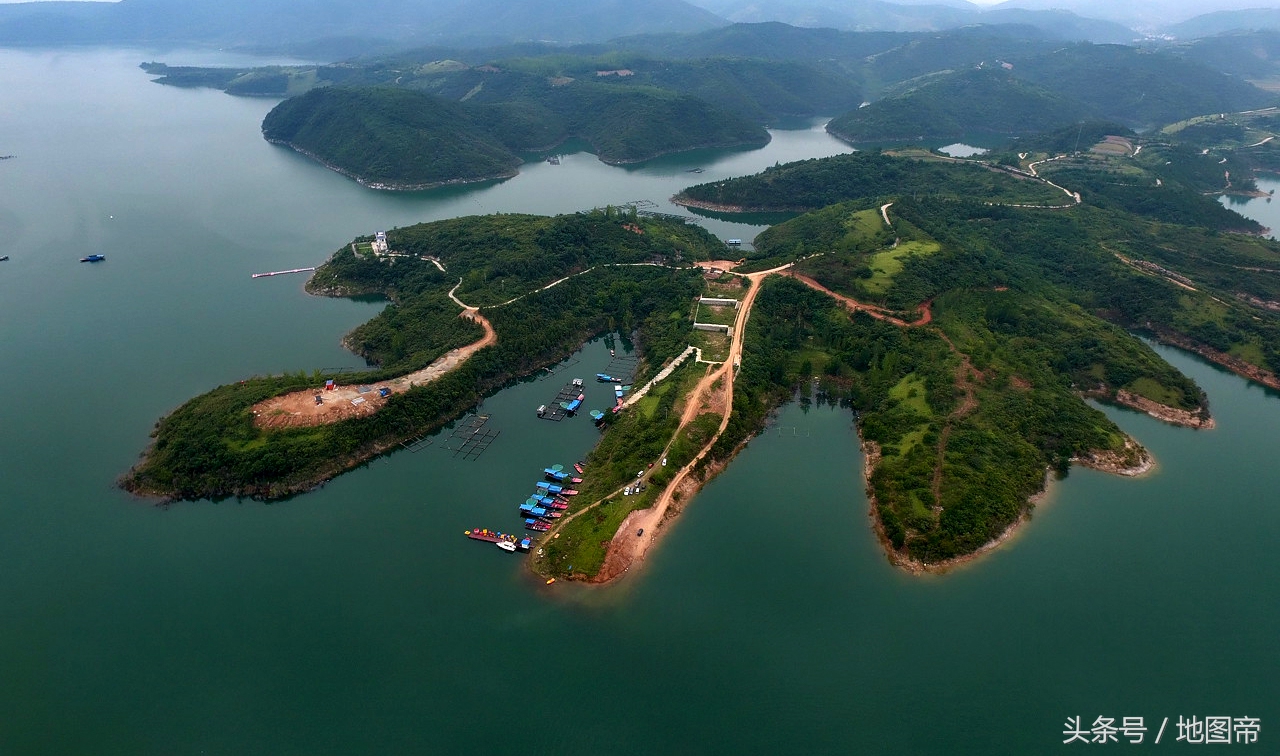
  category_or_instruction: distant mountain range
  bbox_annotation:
[828,43,1275,142]
[4,0,1280,58]
[1164,9,1280,39]
[0,0,728,50]
[0,0,1140,54]
[988,0,1280,31]
[688,0,1136,42]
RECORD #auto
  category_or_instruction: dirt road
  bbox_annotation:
[252,308,496,429]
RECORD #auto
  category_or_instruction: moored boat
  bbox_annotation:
[569,477,583,484]
[80,254,105,263]
[561,489,579,496]
[574,462,585,474]
[537,404,546,417]
[497,540,518,552]
[524,518,551,532]
[466,528,513,544]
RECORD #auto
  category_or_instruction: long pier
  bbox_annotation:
[251,267,316,279]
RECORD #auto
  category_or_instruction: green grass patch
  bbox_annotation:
[844,208,884,237]
[895,426,930,459]
[694,302,738,326]
[862,240,940,296]
[690,329,731,363]
[789,347,831,378]
[888,373,932,418]
[1229,341,1267,368]
[1125,376,1183,407]
[704,277,749,300]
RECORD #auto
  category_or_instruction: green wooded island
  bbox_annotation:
[124,119,1280,577]
[142,25,1278,190]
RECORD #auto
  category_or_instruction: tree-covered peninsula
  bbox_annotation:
[122,129,1280,578]
[122,210,724,499]
[260,83,768,188]
[666,138,1280,569]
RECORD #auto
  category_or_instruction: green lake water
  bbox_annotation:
[1,49,1278,754]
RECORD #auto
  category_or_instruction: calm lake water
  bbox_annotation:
[2,48,1278,754]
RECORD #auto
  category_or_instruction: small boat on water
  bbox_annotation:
[537,404,546,417]
[0,255,9,262]
[596,373,615,382]
[561,489,579,496]
[569,477,583,484]
[574,462,585,474]
[544,468,569,482]
[536,481,564,494]
[589,410,605,422]
[80,254,105,263]
[533,495,566,509]
[497,540,518,552]
[519,538,532,551]
[524,518,551,532]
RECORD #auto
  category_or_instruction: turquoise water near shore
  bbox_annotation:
[1,49,1278,754]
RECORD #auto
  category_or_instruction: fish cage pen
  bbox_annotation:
[443,415,500,460]
[539,381,585,422]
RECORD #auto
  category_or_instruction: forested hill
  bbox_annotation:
[1009,44,1274,128]
[674,151,1067,212]
[827,68,1087,143]
[261,84,768,188]
[826,44,1274,143]
[261,88,522,189]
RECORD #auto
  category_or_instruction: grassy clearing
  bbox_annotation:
[1177,293,1230,327]
[895,426,930,459]
[694,302,738,326]
[843,208,884,237]
[1230,341,1267,367]
[691,329,731,363]
[354,241,375,255]
[889,373,932,418]
[863,240,940,296]
[789,346,831,377]
[704,277,749,300]
[1126,376,1183,407]
[538,489,658,577]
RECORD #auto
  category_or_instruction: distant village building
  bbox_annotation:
[596,69,635,77]
[475,65,501,73]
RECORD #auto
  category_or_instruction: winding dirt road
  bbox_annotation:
[252,300,495,429]
[592,263,793,581]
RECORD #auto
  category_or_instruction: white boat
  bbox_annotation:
[496,540,517,552]
[537,404,546,416]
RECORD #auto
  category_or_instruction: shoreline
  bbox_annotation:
[1153,329,1280,392]
[862,432,1154,576]
[670,194,806,214]
[1111,389,1215,429]
[596,134,772,167]
[264,138,520,191]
